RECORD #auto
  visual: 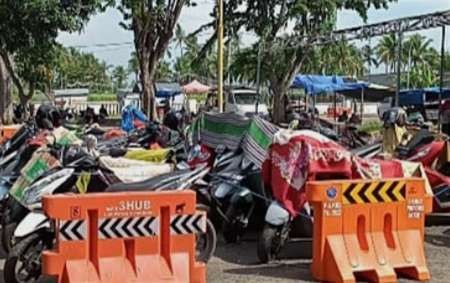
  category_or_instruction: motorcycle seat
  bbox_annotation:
[397,129,434,156]
[105,169,192,192]
[99,156,173,183]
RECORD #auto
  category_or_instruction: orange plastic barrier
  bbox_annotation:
[0,124,20,143]
[42,191,206,283]
[306,178,432,283]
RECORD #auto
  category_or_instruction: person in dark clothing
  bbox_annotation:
[99,104,108,118]
[163,110,180,132]
[338,110,349,123]
[84,107,97,125]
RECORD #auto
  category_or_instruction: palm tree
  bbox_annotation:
[404,34,435,69]
[376,34,398,74]
[174,24,186,59]
[112,66,129,90]
[361,44,378,74]
[128,51,139,82]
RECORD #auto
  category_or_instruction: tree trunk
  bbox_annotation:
[271,82,288,124]
[0,55,13,124]
[139,54,157,121]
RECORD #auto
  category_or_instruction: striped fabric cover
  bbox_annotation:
[199,112,251,150]
[242,116,279,168]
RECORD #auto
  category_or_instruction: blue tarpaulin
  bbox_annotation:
[399,87,450,106]
[121,105,148,132]
[155,82,182,98]
[291,74,368,95]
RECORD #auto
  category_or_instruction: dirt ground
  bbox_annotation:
[0,226,448,282]
[207,226,450,283]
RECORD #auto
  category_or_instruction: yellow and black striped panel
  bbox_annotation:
[342,180,406,205]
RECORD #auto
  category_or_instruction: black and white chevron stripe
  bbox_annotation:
[170,214,206,235]
[59,220,86,241]
[98,216,159,239]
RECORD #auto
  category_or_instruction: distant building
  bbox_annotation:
[54,88,89,105]
[363,72,450,88]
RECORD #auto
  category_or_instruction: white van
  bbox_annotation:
[225,88,268,116]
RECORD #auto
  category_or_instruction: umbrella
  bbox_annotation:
[182,80,211,94]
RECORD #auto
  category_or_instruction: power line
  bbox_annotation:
[68,41,133,49]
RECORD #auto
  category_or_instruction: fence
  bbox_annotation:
[69,101,121,117]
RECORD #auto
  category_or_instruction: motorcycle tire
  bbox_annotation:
[4,233,41,283]
[196,218,217,263]
[2,222,17,253]
[222,205,245,243]
[257,224,281,263]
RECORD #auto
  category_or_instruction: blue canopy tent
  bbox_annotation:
[291,74,369,95]
[154,82,182,98]
[291,75,391,121]
[399,87,450,106]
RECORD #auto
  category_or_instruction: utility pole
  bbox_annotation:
[395,31,403,107]
[438,26,446,133]
[227,33,232,86]
[217,0,224,112]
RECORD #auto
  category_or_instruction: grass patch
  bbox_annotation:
[88,93,117,102]
[359,120,382,134]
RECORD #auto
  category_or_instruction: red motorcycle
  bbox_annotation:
[396,128,450,212]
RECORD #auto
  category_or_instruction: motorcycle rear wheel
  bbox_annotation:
[2,222,17,253]
[222,205,245,243]
[196,218,217,263]
[257,224,281,263]
[4,233,42,283]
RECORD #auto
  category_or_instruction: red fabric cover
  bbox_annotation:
[133,119,146,130]
[188,144,214,169]
[28,130,50,147]
[103,128,126,140]
[263,131,406,216]
[407,141,445,167]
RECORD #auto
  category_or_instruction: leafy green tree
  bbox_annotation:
[405,64,437,89]
[118,0,195,120]
[361,44,379,73]
[401,34,440,89]
[0,0,108,110]
[53,47,113,93]
[403,34,437,69]
[198,0,394,123]
[312,41,365,76]
[444,52,450,72]
[376,34,399,74]
[174,24,187,59]
[128,51,139,82]
[155,60,173,81]
[112,65,129,91]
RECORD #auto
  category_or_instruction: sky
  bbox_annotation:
[57,0,450,72]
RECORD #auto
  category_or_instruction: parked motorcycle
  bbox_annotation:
[3,149,112,283]
[395,127,450,212]
[4,163,213,283]
[108,164,216,262]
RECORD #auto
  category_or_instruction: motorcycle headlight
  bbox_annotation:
[214,183,233,199]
